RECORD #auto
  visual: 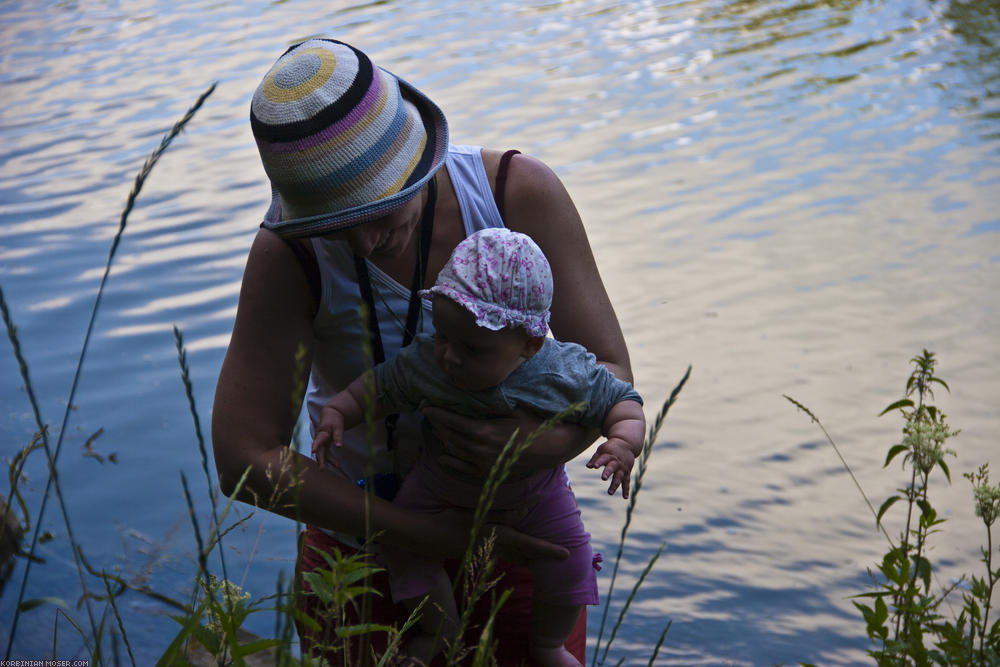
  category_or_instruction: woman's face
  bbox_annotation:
[321,190,426,259]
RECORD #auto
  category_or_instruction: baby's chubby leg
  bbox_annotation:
[529,602,584,667]
[400,568,459,665]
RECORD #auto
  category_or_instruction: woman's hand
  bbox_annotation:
[426,508,568,564]
[487,522,569,564]
[422,406,596,477]
[421,406,527,476]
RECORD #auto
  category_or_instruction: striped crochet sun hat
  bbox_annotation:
[251,39,449,238]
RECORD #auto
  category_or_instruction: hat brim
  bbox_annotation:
[261,73,449,239]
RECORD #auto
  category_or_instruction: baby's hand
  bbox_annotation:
[311,405,346,468]
[586,438,637,498]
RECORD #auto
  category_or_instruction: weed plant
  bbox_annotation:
[0,82,691,665]
[788,350,999,665]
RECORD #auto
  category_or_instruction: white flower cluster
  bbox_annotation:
[901,417,957,475]
[972,482,1000,526]
[202,574,251,636]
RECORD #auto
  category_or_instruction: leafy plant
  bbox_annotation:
[787,350,999,665]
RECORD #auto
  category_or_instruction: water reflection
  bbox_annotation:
[1,0,998,664]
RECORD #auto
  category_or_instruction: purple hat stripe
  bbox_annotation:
[289,106,420,208]
[302,91,412,189]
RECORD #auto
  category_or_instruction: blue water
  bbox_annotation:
[2,0,998,664]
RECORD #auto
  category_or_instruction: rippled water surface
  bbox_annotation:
[2,0,998,664]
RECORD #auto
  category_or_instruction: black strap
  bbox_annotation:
[353,176,437,364]
[494,149,520,222]
[353,178,437,453]
[353,258,385,363]
[282,237,321,308]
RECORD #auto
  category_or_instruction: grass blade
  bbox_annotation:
[4,83,217,659]
[647,620,671,667]
[593,365,690,666]
[599,542,665,666]
[102,572,137,667]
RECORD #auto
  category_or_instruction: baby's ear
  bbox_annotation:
[522,336,545,359]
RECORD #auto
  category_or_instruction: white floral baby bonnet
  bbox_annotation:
[420,227,553,337]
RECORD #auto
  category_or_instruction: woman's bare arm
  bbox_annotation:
[425,150,634,476]
[499,151,631,382]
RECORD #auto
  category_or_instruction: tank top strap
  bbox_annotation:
[494,149,521,223]
[446,144,507,235]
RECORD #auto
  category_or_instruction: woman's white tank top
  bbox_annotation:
[304,144,506,484]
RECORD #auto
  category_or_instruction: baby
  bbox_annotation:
[312,228,645,667]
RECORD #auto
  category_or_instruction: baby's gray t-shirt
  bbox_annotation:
[374,333,642,428]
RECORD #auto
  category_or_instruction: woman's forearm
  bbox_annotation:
[217,440,469,556]
[515,420,600,473]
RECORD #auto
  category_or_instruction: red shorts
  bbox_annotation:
[295,525,587,665]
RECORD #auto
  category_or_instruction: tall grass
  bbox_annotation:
[2,82,216,661]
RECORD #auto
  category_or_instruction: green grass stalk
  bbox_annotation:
[101,572,137,667]
[647,619,671,667]
[4,83,217,657]
[782,394,893,546]
[592,364,690,666]
[174,325,236,625]
[598,542,665,666]
[1,284,100,650]
[441,405,581,666]
[180,471,214,597]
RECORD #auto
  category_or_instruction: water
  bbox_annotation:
[1,0,998,664]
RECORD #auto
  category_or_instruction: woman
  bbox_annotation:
[211,38,633,664]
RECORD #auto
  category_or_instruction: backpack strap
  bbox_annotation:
[260,221,321,311]
[494,149,521,223]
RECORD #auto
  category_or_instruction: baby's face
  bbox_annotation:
[431,297,532,391]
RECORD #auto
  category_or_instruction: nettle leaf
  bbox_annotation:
[879,399,914,417]
[237,638,283,656]
[874,596,889,626]
[884,445,909,468]
[19,597,69,612]
[335,623,394,638]
[853,600,875,625]
[930,376,950,392]
[916,498,935,520]
[939,459,952,483]
[914,555,932,589]
[339,567,382,587]
[877,495,902,525]
[190,623,221,655]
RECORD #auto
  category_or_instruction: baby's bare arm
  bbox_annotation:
[311,373,380,465]
[587,400,645,498]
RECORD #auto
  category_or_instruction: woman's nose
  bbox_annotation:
[345,228,380,257]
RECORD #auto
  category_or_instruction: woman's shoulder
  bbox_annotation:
[242,228,319,314]
[476,147,556,194]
